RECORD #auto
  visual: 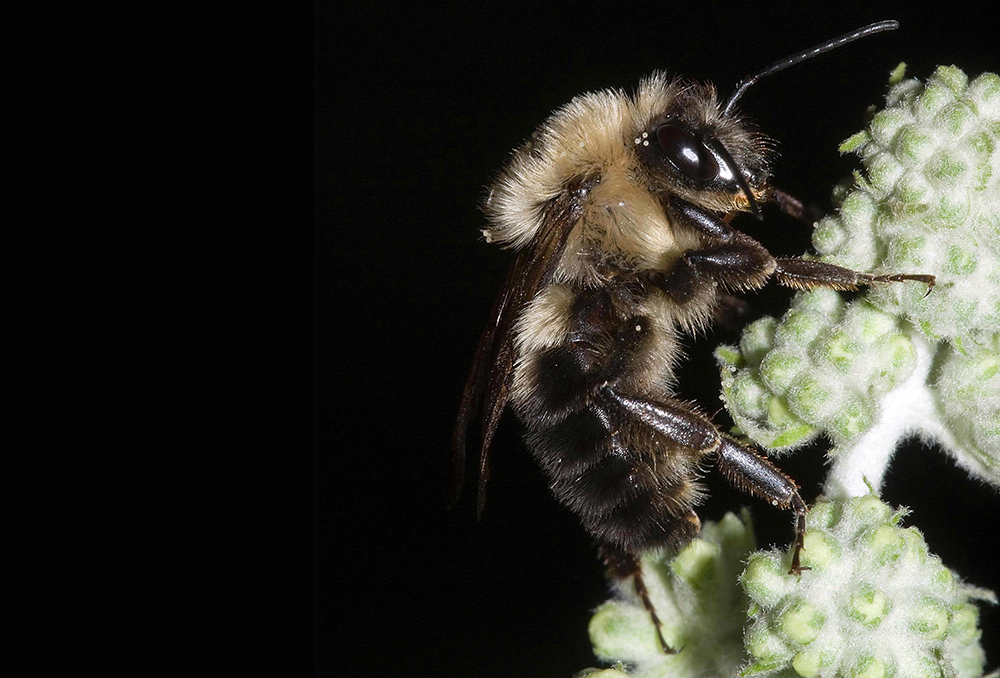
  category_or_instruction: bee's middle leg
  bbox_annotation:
[772,258,935,293]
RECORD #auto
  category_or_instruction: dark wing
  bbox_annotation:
[451,189,583,518]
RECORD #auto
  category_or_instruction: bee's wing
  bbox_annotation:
[452,191,581,518]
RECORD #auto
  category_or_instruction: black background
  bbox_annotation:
[317,3,998,675]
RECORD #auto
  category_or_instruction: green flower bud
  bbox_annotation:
[775,309,826,346]
[850,494,894,527]
[908,597,950,639]
[732,372,769,418]
[738,497,991,678]
[798,530,839,571]
[865,524,905,566]
[740,317,778,367]
[742,552,792,607]
[588,512,758,677]
[779,599,825,645]
[745,621,793,665]
[850,655,888,678]
[948,603,979,645]
[792,650,822,677]
[786,375,835,420]
[670,538,720,587]
[846,583,892,628]
[760,350,806,395]
[827,396,875,441]
[870,108,908,148]
[589,603,659,661]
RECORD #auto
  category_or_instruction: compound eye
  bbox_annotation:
[655,124,719,182]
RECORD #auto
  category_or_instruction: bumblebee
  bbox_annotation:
[453,21,933,652]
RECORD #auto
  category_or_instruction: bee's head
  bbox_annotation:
[636,20,900,221]
[634,81,772,219]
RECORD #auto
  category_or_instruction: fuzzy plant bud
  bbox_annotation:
[820,66,1000,343]
[934,336,1000,480]
[718,66,1000,497]
[740,496,994,678]
[586,511,756,678]
[717,290,915,451]
[574,668,630,678]
[583,500,994,678]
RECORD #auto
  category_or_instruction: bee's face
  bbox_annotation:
[634,84,772,216]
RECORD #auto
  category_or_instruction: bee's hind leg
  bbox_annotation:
[712,437,809,575]
[599,543,681,654]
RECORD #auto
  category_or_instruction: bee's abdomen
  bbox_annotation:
[525,406,703,553]
[512,284,707,553]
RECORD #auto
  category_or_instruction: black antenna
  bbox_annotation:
[722,20,899,116]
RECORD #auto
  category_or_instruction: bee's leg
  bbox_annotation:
[600,388,806,569]
[769,188,822,225]
[606,384,808,574]
[671,198,744,242]
[600,388,722,451]
[599,543,679,654]
[714,292,752,331]
[666,199,934,301]
[773,258,935,294]
[712,437,809,575]
[663,233,775,303]
[601,387,808,572]
[602,386,805,570]
[659,199,775,303]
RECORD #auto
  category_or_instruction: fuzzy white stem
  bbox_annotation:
[822,329,952,499]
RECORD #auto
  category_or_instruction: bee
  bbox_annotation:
[452,21,934,652]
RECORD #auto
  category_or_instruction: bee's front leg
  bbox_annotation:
[663,198,934,302]
[663,233,776,303]
[773,258,935,294]
[769,188,822,225]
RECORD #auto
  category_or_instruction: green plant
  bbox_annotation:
[580,66,998,678]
